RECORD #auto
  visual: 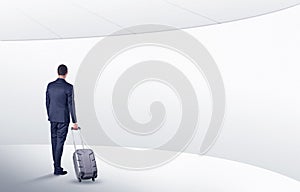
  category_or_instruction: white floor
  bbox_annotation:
[1,145,300,192]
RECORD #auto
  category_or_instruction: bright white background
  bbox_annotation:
[0,4,299,182]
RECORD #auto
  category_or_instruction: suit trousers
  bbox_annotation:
[50,122,69,171]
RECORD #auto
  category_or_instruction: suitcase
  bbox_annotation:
[71,127,98,182]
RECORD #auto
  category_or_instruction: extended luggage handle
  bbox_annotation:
[71,127,85,150]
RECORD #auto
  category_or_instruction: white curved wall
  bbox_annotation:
[0,5,299,181]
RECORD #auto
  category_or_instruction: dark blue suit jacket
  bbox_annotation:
[46,78,77,123]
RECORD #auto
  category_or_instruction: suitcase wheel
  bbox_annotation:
[92,177,95,182]
[78,178,82,182]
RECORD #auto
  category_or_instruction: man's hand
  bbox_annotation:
[72,123,79,130]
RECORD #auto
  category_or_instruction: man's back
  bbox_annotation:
[46,78,77,123]
[46,64,78,176]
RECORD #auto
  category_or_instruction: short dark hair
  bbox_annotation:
[57,64,68,75]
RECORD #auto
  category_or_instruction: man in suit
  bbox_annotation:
[46,64,78,175]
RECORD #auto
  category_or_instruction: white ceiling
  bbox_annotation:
[0,0,299,40]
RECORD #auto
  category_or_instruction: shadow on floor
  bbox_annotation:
[25,173,57,183]
[69,178,102,185]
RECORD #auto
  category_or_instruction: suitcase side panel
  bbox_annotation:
[73,149,98,179]
[73,151,81,179]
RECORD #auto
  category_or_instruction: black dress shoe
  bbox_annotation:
[54,170,68,175]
